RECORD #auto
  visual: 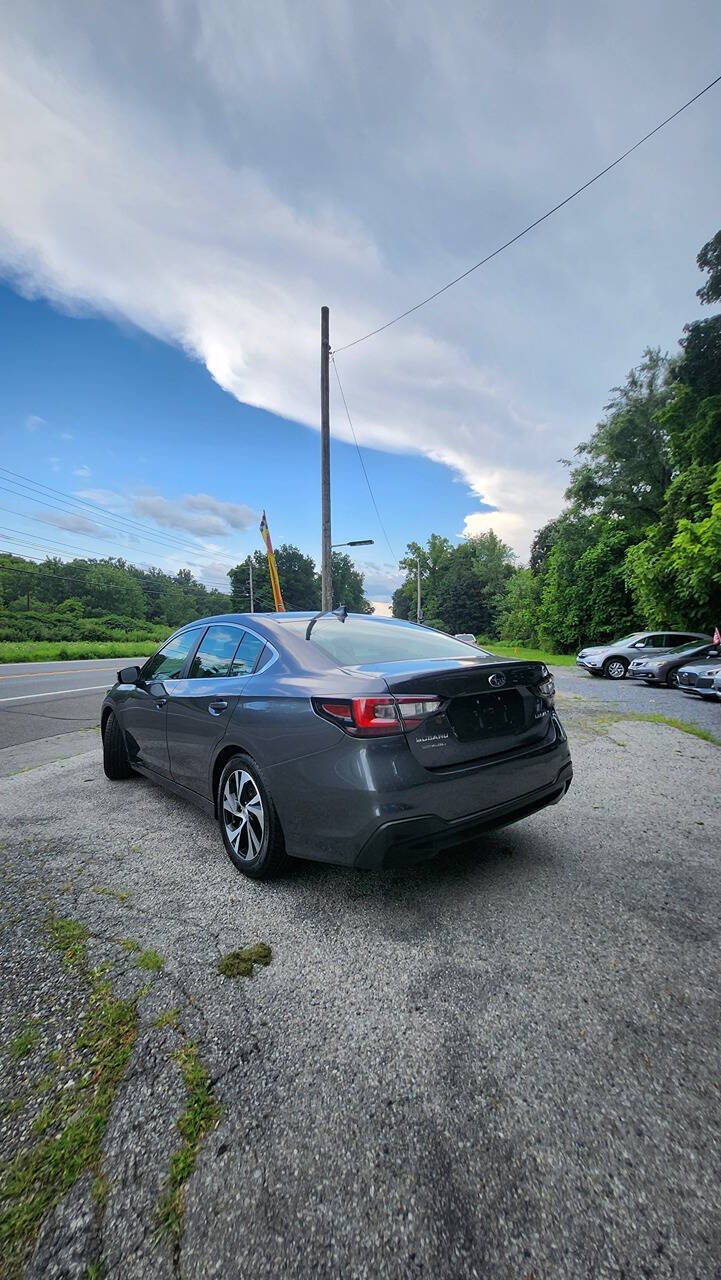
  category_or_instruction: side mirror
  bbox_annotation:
[117,665,141,685]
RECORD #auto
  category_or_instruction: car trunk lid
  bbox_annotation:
[344,657,553,768]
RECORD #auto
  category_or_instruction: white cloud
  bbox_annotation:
[132,492,257,537]
[46,456,61,472]
[370,600,392,617]
[60,431,74,440]
[73,487,126,510]
[35,509,112,537]
[25,414,45,431]
[182,493,257,530]
[72,464,91,477]
[0,2,719,556]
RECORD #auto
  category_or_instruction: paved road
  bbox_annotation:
[0,658,146,751]
[1,685,720,1277]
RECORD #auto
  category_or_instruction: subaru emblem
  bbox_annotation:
[488,672,506,688]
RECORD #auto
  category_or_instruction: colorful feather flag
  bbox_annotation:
[260,511,285,611]
[714,626,721,646]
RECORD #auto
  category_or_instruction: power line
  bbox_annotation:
[330,354,396,562]
[0,554,233,597]
[334,72,721,353]
[0,466,247,561]
[0,516,236,592]
[0,525,234,591]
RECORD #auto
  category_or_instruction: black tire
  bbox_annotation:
[217,752,289,880]
[666,668,680,689]
[602,656,628,680]
[103,711,133,779]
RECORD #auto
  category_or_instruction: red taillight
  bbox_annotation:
[313,694,440,737]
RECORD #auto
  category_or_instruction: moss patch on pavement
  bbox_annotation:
[217,942,272,979]
[136,949,164,972]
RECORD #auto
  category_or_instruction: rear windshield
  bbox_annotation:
[281,617,490,665]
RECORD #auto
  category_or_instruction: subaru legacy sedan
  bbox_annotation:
[101,613,572,879]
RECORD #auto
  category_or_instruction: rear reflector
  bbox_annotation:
[313,694,441,737]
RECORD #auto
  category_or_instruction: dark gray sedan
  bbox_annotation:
[628,641,720,688]
[101,613,572,879]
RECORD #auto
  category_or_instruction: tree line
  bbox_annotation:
[393,230,721,651]
[0,543,372,643]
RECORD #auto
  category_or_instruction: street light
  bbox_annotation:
[331,539,375,548]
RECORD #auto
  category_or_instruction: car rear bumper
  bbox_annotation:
[353,759,573,869]
[268,713,572,868]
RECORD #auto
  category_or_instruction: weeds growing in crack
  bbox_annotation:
[0,911,155,1280]
[9,1022,39,1060]
[153,1007,181,1030]
[156,1043,220,1243]
[217,942,272,979]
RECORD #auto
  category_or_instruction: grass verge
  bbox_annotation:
[483,643,576,667]
[0,641,153,664]
[0,914,139,1279]
[156,1044,220,1241]
[627,712,721,747]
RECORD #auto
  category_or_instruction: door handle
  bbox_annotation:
[208,700,228,716]
[154,698,167,709]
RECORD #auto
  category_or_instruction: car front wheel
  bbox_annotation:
[603,657,627,680]
[218,753,289,879]
[102,711,134,779]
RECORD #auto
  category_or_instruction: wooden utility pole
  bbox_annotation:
[320,305,332,611]
[248,556,254,613]
[416,558,423,624]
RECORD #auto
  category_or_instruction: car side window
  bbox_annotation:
[229,632,266,676]
[141,630,200,682]
[188,626,242,679]
[647,634,668,648]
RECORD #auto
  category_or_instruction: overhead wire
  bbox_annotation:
[330,354,396,562]
[0,466,248,562]
[0,554,235,597]
[333,72,721,353]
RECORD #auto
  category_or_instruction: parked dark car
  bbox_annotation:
[677,654,721,697]
[628,641,720,688]
[576,631,710,680]
[101,613,572,879]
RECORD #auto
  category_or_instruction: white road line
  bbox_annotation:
[0,685,109,704]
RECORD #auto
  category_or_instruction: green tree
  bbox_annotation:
[330,552,372,612]
[564,348,672,528]
[84,563,147,617]
[696,229,721,305]
[497,568,541,646]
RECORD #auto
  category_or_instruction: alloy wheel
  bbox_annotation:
[605,659,626,680]
[667,669,679,688]
[222,769,265,861]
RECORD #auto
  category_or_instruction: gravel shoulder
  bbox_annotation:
[1,695,720,1278]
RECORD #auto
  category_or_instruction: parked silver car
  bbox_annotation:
[628,641,719,688]
[576,631,709,681]
[713,669,721,701]
[677,653,721,697]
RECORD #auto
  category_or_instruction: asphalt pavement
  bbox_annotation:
[0,658,146,755]
[1,666,720,1278]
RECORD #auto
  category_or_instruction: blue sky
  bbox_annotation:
[0,285,484,603]
[0,1,719,605]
